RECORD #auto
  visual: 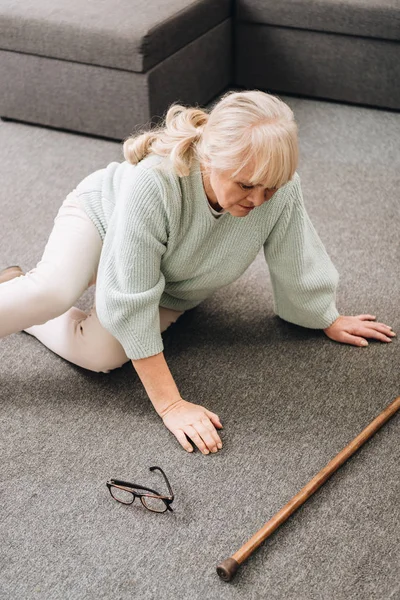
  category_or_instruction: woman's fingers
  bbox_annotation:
[354,321,395,342]
[162,400,223,455]
[340,327,396,347]
[205,409,223,429]
[183,424,213,455]
[200,417,223,450]
[181,419,222,455]
[354,315,395,333]
[363,328,394,343]
[355,314,377,321]
[355,315,393,329]
[174,429,194,453]
[340,332,369,347]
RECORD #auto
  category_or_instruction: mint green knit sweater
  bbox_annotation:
[75,154,339,359]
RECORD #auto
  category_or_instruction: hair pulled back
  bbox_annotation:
[123,106,208,177]
[123,90,299,186]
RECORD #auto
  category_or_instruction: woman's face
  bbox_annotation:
[201,161,278,217]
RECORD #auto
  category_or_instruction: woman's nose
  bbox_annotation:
[249,188,266,206]
[249,188,275,206]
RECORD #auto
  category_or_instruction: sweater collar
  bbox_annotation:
[192,159,227,219]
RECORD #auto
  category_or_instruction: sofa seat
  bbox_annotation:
[235,0,400,109]
[0,0,232,138]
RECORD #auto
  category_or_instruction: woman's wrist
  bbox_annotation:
[157,398,186,419]
[323,315,341,332]
[131,353,183,417]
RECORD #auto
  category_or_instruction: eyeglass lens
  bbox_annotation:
[110,486,135,505]
[141,495,168,513]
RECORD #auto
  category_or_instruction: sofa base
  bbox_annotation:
[235,23,400,111]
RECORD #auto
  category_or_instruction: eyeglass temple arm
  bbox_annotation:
[109,479,161,496]
[150,466,174,499]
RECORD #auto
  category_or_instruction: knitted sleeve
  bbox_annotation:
[263,174,340,329]
[95,166,168,359]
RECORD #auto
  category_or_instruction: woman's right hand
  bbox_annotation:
[160,398,223,454]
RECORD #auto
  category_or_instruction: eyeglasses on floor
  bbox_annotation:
[106,466,174,513]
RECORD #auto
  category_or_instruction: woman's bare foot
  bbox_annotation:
[0,266,24,284]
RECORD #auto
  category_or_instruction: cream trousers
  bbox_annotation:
[0,192,184,372]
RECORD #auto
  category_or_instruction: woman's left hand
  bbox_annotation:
[323,314,396,347]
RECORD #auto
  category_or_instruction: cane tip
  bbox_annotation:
[216,557,240,582]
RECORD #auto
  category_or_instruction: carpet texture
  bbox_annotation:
[0,93,399,600]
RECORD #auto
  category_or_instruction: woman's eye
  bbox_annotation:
[240,183,253,190]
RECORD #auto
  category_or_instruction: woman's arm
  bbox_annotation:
[131,352,182,414]
[95,167,168,360]
[132,352,223,454]
[264,175,395,344]
[263,174,340,329]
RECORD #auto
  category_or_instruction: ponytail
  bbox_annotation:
[123,105,208,176]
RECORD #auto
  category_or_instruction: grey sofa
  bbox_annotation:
[0,0,232,139]
[0,0,399,139]
[235,0,400,111]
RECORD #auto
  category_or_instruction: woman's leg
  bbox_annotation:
[1,188,184,372]
[0,192,102,338]
[25,305,185,373]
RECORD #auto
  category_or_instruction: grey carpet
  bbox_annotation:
[0,93,399,600]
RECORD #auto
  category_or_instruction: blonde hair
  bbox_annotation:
[123,90,299,187]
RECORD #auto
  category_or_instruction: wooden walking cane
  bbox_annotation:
[217,395,400,582]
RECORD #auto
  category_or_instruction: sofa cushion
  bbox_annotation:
[236,0,400,41]
[0,20,232,139]
[0,0,231,73]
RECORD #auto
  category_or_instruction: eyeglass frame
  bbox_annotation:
[106,466,174,513]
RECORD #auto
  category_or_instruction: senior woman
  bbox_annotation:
[0,91,394,455]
